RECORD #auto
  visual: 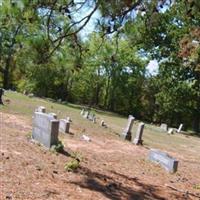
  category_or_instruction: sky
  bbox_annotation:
[73,1,159,75]
[146,60,159,75]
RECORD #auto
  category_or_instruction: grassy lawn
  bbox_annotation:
[1,90,200,160]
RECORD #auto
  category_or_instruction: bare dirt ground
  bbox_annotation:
[0,112,200,200]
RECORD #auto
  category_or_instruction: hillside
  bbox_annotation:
[0,91,200,200]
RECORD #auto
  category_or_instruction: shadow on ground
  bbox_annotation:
[69,166,183,200]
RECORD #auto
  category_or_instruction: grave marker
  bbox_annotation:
[92,116,96,123]
[133,122,145,145]
[100,120,107,127]
[36,106,46,113]
[32,112,59,148]
[59,119,70,133]
[177,124,183,133]
[160,123,168,131]
[83,111,89,119]
[80,109,85,116]
[168,128,174,134]
[148,149,178,173]
[49,113,57,119]
[121,115,135,140]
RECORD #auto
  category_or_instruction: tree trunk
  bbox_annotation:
[104,77,110,109]
[3,66,9,89]
[193,113,200,134]
[0,88,4,104]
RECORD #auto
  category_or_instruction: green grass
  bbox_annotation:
[1,91,200,160]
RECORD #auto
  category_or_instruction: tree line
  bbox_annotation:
[0,0,199,133]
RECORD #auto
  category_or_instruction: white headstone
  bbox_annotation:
[160,123,168,132]
[177,124,183,133]
[168,128,174,134]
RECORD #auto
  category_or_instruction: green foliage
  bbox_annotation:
[64,159,80,172]
[193,184,200,190]
[64,152,82,172]
[50,141,64,153]
[0,0,199,133]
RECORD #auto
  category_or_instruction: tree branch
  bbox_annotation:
[47,0,57,42]
[53,3,98,43]
[46,3,98,59]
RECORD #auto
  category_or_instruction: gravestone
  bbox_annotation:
[80,109,85,116]
[49,113,57,119]
[83,111,89,119]
[28,93,34,98]
[32,112,59,148]
[36,106,46,113]
[92,116,96,123]
[133,123,145,145]
[160,123,168,131]
[88,113,95,121]
[168,128,174,134]
[100,120,107,127]
[59,119,70,133]
[177,124,183,133]
[121,115,135,140]
[148,149,178,173]
[66,117,72,122]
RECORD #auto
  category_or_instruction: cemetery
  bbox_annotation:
[0,1,200,199]
[0,91,200,200]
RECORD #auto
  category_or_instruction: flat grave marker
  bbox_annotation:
[148,149,178,173]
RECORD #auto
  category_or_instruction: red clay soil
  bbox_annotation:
[0,112,200,200]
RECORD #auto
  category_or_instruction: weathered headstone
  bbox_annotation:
[121,115,135,140]
[32,112,59,148]
[59,119,70,133]
[160,123,168,131]
[36,106,46,113]
[177,124,183,133]
[133,122,145,145]
[148,149,178,173]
